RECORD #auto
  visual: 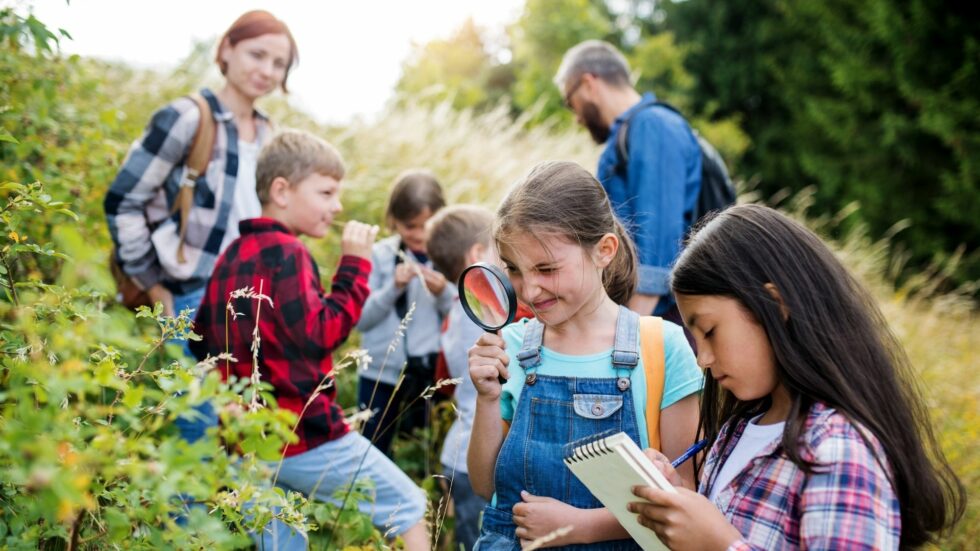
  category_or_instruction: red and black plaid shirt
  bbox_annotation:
[190,217,371,457]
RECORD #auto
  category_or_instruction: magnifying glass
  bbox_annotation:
[458,262,518,383]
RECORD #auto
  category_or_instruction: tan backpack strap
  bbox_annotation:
[640,316,665,450]
[170,92,216,263]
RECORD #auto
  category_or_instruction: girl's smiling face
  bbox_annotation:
[498,231,610,328]
[676,293,782,404]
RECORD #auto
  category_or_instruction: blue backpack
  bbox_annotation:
[615,101,736,224]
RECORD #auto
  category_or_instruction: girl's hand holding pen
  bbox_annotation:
[628,485,741,551]
[468,332,510,400]
[641,448,686,489]
[643,438,709,490]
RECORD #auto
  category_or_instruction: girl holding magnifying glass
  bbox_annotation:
[467,161,703,549]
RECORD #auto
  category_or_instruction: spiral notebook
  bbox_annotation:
[563,431,676,551]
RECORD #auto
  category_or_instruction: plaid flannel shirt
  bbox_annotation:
[702,402,901,550]
[104,88,272,295]
[190,218,370,457]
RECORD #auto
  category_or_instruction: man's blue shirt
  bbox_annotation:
[597,92,702,312]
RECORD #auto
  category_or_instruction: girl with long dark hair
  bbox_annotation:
[629,204,964,549]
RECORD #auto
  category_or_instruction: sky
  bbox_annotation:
[25,0,525,124]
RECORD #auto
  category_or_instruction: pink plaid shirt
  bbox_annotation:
[701,402,901,550]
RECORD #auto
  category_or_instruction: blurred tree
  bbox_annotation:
[629,30,750,168]
[508,0,619,124]
[394,19,513,111]
[665,0,980,285]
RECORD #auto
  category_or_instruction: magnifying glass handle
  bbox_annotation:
[493,329,508,385]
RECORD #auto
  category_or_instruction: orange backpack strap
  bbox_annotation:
[170,92,216,263]
[639,316,665,450]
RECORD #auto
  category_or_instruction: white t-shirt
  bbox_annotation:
[708,414,785,502]
[222,139,262,249]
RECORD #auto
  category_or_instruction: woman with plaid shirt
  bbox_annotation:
[104,10,298,319]
[630,205,964,550]
[104,11,298,444]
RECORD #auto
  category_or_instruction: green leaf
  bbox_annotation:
[0,131,18,144]
[0,182,26,192]
[121,385,144,409]
[104,508,131,542]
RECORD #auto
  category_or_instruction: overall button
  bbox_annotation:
[591,402,605,416]
[525,373,537,386]
[617,377,631,392]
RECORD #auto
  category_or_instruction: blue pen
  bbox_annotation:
[670,438,709,468]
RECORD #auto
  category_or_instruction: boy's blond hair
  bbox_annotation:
[426,204,494,283]
[256,129,345,203]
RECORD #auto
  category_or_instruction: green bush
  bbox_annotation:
[1,5,975,550]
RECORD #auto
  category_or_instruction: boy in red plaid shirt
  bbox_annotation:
[191,130,428,550]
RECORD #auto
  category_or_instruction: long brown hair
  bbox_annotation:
[495,161,637,305]
[671,204,965,548]
[216,10,299,92]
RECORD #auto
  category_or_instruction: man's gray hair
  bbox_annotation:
[553,40,633,91]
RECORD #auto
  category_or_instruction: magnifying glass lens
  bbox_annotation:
[459,263,517,332]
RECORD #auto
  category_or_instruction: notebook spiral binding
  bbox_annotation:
[561,428,621,463]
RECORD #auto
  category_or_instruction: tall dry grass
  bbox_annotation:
[310,99,977,549]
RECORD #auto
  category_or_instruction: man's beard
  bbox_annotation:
[582,101,610,144]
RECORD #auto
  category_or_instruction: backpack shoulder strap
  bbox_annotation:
[614,100,676,175]
[652,100,682,117]
[170,93,216,263]
[185,93,216,176]
[614,111,637,174]
[639,315,665,450]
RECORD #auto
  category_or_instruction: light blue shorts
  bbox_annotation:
[264,430,426,546]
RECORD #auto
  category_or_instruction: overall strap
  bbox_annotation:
[515,319,545,370]
[639,316,666,450]
[611,306,640,369]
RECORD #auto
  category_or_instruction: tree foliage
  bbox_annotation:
[665,0,980,285]
[395,19,513,111]
[0,9,385,548]
[509,0,618,124]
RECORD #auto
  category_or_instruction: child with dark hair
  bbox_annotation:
[467,161,703,549]
[630,204,965,549]
[357,169,455,455]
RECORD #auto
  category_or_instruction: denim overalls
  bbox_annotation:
[476,306,644,551]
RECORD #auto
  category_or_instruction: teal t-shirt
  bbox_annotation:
[499,318,703,449]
